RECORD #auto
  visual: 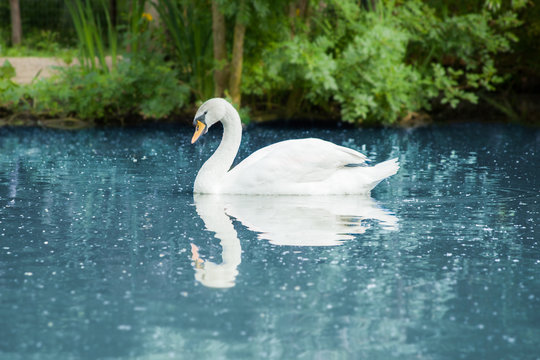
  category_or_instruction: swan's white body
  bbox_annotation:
[192,98,399,195]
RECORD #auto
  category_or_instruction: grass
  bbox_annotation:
[66,0,117,73]
[0,29,77,63]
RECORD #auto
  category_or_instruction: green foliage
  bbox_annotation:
[242,0,521,124]
[1,0,535,126]
[0,55,189,122]
[0,61,19,104]
[126,0,148,53]
[0,0,75,46]
[0,60,16,80]
[154,0,214,100]
[66,0,118,73]
[332,20,422,124]
[0,29,76,60]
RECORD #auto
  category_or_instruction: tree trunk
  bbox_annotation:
[229,19,246,106]
[10,0,22,45]
[212,1,228,98]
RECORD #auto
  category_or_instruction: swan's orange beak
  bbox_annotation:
[191,120,206,144]
[191,243,204,268]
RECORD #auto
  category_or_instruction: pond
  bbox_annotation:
[0,123,538,359]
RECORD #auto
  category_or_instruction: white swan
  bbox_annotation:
[191,98,399,194]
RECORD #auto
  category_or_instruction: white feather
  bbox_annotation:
[192,98,399,195]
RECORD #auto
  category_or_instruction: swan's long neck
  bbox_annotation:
[193,194,242,288]
[194,105,242,193]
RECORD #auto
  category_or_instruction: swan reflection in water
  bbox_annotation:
[191,194,398,288]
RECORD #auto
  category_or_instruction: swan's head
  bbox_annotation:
[191,98,229,144]
[191,243,238,288]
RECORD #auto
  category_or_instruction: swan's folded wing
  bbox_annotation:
[228,138,368,184]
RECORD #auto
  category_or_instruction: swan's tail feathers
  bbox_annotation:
[369,158,399,187]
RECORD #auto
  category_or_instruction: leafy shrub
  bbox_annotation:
[243,0,521,125]
[0,61,20,107]
[0,60,16,80]
[0,54,190,122]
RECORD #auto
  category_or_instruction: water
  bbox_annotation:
[0,123,538,359]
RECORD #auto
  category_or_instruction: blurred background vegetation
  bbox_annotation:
[0,0,538,127]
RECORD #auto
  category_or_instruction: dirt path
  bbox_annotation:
[0,57,70,84]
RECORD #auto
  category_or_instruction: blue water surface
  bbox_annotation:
[0,123,538,359]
